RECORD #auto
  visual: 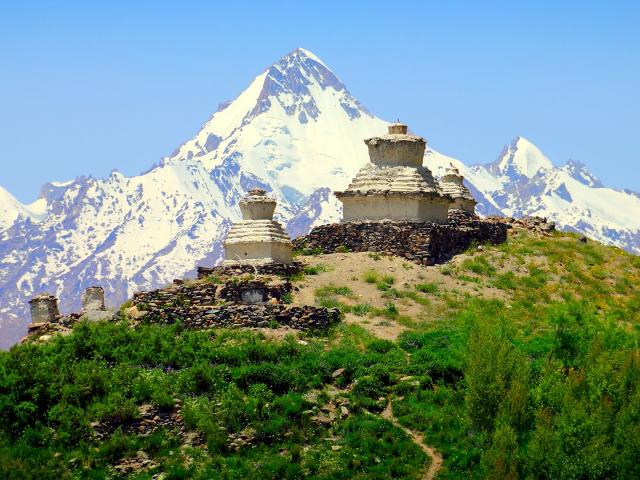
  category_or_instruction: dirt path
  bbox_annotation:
[381,400,443,480]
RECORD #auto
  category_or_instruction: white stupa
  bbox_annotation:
[440,165,476,214]
[334,123,451,222]
[223,188,293,265]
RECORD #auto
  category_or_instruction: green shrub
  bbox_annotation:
[416,282,438,294]
[462,256,496,276]
[363,270,379,283]
[281,292,293,304]
[315,285,353,298]
[383,302,399,319]
[375,274,395,292]
[492,272,517,290]
[381,274,395,285]
[303,263,330,275]
[351,304,372,316]
[441,265,453,276]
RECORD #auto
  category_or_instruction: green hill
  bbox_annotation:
[1,229,639,479]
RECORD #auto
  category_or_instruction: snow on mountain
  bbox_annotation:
[465,139,640,254]
[489,136,554,178]
[0,186,47,231]
[0,47,638,349]
[562,159,604,188]
[170,48,385,202]
[0,48,386,348]
[424,135,640,253]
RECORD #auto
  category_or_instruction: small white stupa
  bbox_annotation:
[223,188,293,265]
[440,165,477,214]
[334,123,451,223]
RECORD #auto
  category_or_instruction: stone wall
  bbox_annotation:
[183,304,340,330]
[197,261,303,279]
[491,215,556,236]
[218,279,291,304]
[133,299,339,331]
[293,215,508,265]
[133,277,292,309]
[132,276,339,331]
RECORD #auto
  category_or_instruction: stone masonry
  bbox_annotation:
[132,276,339,331]
[197,261,303,280]
[28,294,61,324]
[294,213,508,265]
[81,286,106,312]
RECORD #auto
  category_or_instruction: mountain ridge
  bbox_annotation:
[0,48,638,349]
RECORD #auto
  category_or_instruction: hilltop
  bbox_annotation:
[1,48,640,349]
[1,226,639,479]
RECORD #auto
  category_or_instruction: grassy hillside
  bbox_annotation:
[1,229,639,479]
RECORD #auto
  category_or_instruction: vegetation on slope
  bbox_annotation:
[1,230,639,479]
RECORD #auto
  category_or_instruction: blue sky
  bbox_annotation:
[1,0,638,202]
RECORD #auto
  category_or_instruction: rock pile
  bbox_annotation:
[493,216,557,236]
[92,402,193,442]
[197,261,303,280]
[91,402,204,474]
[132,277,339,331]
[24,315,80,343]
[294,215,508,265]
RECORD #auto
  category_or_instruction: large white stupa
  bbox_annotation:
[334,123,452,222]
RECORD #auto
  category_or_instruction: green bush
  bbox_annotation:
[415,282,438,294]
[351,303,373,316]
[363,270,379,283]
[303,263,330,275]
[462,256,497,276]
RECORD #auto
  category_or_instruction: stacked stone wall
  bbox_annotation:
[197,261,303,280]
[132,277,338,331]
[293,216,508,265]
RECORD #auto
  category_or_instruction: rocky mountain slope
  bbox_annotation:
[0,48,638,348]
[427,137,640,252]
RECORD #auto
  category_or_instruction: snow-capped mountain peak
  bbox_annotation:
[169,48,386,199]
[1,48,639,350]
[0,186,47,230]
[490,136,554,179]
[563,159,604,188]
[172,48,373,163]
